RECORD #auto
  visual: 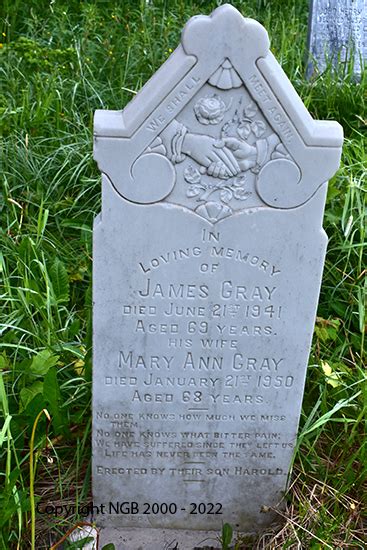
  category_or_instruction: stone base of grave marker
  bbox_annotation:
[92,4,342,532]
[98,527,224,549]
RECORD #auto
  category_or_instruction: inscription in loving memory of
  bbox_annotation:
[95,228,294,482]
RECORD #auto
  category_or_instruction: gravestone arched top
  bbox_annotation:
[181,4,269,58]
[94,5,342,211]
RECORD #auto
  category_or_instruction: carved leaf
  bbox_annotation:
[232,176,246,187]
[184,165,202,184]
[243,101,258,118]
[233,188,252,200]
[237,122,251,140]
[187,185,203,198]
[221,120,238,137]
[251,120,266,138]
[220,188,233,203]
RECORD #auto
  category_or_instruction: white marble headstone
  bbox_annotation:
[92,4,343,533]
[307,0,367,78]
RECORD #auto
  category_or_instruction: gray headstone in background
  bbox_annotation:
[92,4,343,534]
[307,0,367,78]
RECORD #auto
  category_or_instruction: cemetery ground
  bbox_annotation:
[0,0,366,548]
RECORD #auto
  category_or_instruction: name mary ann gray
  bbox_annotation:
[118,351,284,371]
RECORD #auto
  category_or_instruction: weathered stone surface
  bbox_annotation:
[99,527,223,549]
[307,0,367,78]
[92,4,343,532]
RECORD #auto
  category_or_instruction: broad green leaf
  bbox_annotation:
[24,393,47,420]
[20,381,43,410]
[57,343,84,358]
[43,367,64,434]
[30,349,59,376]
[0,490,32,528]
[73,358,85,375]
[50,257,70,303]
[64,536,95,549]
[315,318,340,343]
[321,361,341,388]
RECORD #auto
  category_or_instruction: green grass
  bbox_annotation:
[0,0,366,548]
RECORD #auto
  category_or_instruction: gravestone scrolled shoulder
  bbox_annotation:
[92,4,343,533]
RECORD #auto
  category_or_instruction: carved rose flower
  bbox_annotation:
[194,94,228,125]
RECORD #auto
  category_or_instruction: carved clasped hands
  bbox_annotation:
[181,133,257,179]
